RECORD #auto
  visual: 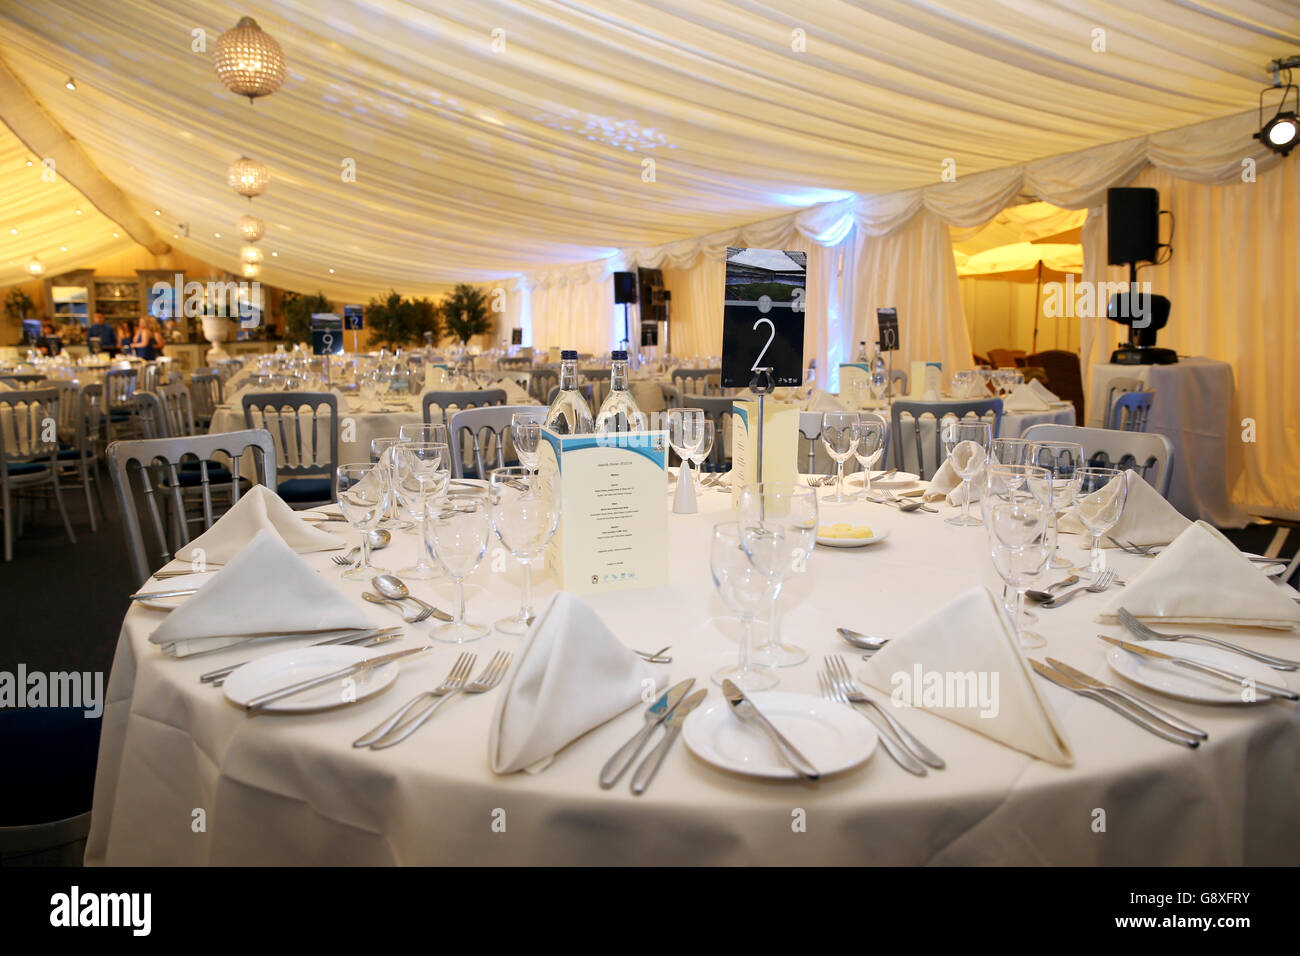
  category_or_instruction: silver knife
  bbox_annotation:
[599,678,695,788]
[722,678,820,780]
[200,626,403,683]
[1098,635,1298,701]
[630,688,708,795]
[131,585,205,601]
[244,644,432,711]
[1030,659,1200,747]
[1045,656,1208,740]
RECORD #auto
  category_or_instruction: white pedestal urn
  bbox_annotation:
[202,315,232,364]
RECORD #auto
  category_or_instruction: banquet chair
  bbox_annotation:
[108,428,277,587]
[694,395,737,471]
[52,381,104,532]
[137,362,160,394]
[213,358,243,386]
[1021,423,1174,498]
[658,383,683,411]
[103,366,139,442]
[135,381,197,439]
[241,392,338,509]
[672,367,718,397]
[1108,390,1154,432]
[1102,376,1143,425]
[445,404,539,479]
[529,368,558,403]
[798,411,823,474]
[499,356,533,370]
[890,399,1003,480]
[422,388,508,428]
[988,349,1025,369]
[888,369,909,396]
[189,369,222,428]
[0,388,77,561]
[0,374,44,389]
[1026,350,1085,423]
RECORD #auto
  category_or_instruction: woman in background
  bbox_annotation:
[131,315,165,360]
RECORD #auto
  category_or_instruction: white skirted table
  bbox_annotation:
[1088,357,1246,526]
[86,486,1299,865]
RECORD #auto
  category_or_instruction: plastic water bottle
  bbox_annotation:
[544,350,593,434]
[595,350,648,433]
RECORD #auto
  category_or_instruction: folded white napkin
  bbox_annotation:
[1060,469,1189,547]
[490,591,659,774]
[923,445,998,505]
[1028,379,1060,403]
[804,389,845,413]
[1098,521,1300,630]
[1003,383,1051,412]
[860,586,1074,765]
[920,388,942,401]
[489,377,533,404]
[174,484,344,566]
[149,529,373,657]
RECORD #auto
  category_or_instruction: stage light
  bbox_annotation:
[1255,59,1300,157]
[1258,111,1299,155]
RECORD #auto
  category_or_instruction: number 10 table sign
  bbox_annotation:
[538,428,668,594]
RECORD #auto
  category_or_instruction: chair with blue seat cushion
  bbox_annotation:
[1,387,77,560]
[49,381,105,532]
[890,398,1003,480]
[107,428,277,587]
[445,405,540,479]
[1107,390,1154,432]
[1021,423,1174,498]
[241,392,338,510]
[103,367,138,441]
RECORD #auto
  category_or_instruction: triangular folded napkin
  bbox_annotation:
[1060,469,1189,547]
[1003,383,1051,412]
[490,591,658,774]
[805,389,846,413]
[1098,521,1300,630]
[1028,379,1060,403]
[491,377,533,404]
[149,529,373,657]
[173,484,344,567]
[859,586,1074,765]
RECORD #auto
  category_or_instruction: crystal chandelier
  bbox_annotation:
[227,156,269,198]
[27,256,43,275]
[237,214,265,242]
[242,262,261,278]
[214,17,286,103]
[241,245,263,265]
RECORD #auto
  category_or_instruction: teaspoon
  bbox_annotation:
[372,574,453,621]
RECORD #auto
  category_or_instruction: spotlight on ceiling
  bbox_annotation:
[27,256,43,275]
[65,77,76,91]
[1255,57,1300,157]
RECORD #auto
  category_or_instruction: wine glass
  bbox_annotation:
[709,521,780,691]
[370,437,408,529]
[820,411,860,503]
[399,422,449,445]
[990,437,1030,468]
[852,416,886,499]
[941,419,992,526]
[1075,467,1128,577]
[1028,440,1084,569]
[950,370,974,398]
[737,482,818,668]
[357,370,379,410]
[510,410,547,476]
[395,441,449,579]
[336,462,391,581]
[869,371,888,404]
[985,463,1053,621]
[488,466,560,635]
[424,497,491,642]
[687,419,716,477]
[667,407,704,490]
[987,498,1053,648]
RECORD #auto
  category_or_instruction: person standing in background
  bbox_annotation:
[87,311,118,349]
[131,315,165,360]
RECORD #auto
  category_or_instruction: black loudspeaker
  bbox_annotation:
[613,272,638,304]
[1107,187,1160,265]
[640,323,659,346]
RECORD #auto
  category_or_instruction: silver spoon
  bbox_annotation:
[1024,574,1080,604]
[362,591,427,623]
[837,627,890,652]
[372,574,453,621]
[339,528,392,562]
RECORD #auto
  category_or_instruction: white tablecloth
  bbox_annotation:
[86,485,1300,865]
[1088,358,1246,527]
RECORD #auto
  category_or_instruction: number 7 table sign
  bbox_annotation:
[720,248,807,390]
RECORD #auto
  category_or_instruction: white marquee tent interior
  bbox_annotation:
[1,0,1297,517]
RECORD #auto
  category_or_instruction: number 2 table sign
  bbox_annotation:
[720,247,807,389]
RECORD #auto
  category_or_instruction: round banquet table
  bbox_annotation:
[86,484,1300,865]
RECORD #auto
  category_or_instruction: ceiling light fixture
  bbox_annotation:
[65,77,76,91]
[27,256,43,275]
[241,245,263,265]
[237,214,265,242]
[214,17,286,104]
[1255,57,1300,157]
[227,156,269,198]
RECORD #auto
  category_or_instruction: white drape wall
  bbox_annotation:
[661,257,724,360]
[527,262,624,356]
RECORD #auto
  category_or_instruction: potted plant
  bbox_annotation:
[364,291,441,351]
[440,283,493,346]
[281,290,332,345]
[5,288,35,322]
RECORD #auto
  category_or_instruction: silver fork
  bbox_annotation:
[1042,568,1116,607]
[367,651,513,749]
[827,655,945,770]
[1108,537,1154,555]
[331,549,360,567]
[1117,607,1300,670]
[818,670,927,777]
[352,653,474,747]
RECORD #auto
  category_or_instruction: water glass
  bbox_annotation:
[395,441,449,579]
[667,407,705,489]
[336,462,391,581]
[424,497,491,642]
[941,418,992,526]
[736,482,818,668]
[510,411,547,474]
[1027,440,1084,568]
[710,522,781,691]
[852,416,886,499]
[488,467,560,635]
[820,411,860,503]
[987,498,1052,648]
[1075,467,1128,576]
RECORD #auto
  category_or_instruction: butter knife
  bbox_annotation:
[722,679,820,780]
[199,626,403,683]
[631,688,708,795]
[1044,656,1208,740]
[1098,635,1298,701]
[244,644,432,711]
[1030,660,1200,747]
[600,678,695,788]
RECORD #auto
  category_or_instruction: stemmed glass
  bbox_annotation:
[424,497,491,642]
[710,521,781,691]
[357,370,379,411]
[1027,440,1084,569]
[987,498,1053,648]
[371,437,408,529]
[687,419,716,478]
[737,482,818,668]
[667,407,705,489]
[985,463,1053,625]
[395,441,449,579]
[336,462,391,581]
[990,437,1030,468]
[941,419,992,526]
[852,416,886,499]
[821,411,860,503]
[399,422,448,445]
[488,466,560,635]
[510,410,547,477]
[1075,467,1128,577]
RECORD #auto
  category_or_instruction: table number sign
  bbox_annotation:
[538,428,668,594]
[877,308,900,352]
[720,247,807,389]
[310,313,344,356]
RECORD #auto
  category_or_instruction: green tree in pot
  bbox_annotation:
[280,291,333,345]
[441,284,493,346]
[5,288,36,322]
[364,291,442,351]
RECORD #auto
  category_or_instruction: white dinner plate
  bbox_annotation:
[1130,549,1287,578]
[816,527,890,549]
[134,571,218,611]
[223,645,401,713]
[1104,639,1287,705]
[682,692,878,779]
[855,470,920,489]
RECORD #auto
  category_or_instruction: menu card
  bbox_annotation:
[731,399,798,504]
[539,428,668,594]
[839,363,871,396]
